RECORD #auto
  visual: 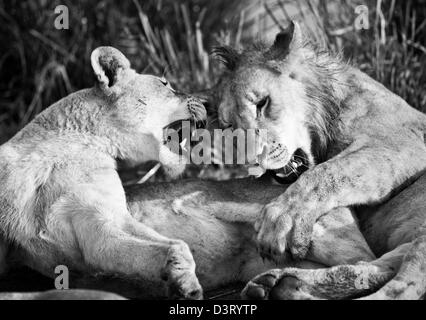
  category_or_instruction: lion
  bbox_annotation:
[1,28,425,300]
[0,46,207,300]
[209,21,426,299]
[0,42,375,299]
[0,177,379,299]
[4,175,425,300]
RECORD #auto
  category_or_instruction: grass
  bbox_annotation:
[0,0,425,180]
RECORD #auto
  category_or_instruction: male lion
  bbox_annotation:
[0,46,207,299]
[212,21,426,299]
[1,34,425,300]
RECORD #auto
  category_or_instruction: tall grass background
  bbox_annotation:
[1,0,425,181]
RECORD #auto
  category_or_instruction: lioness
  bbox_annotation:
[212,21,426,299]
[0,46,207,299]
[0,44,377,300]
[4,176,424,300]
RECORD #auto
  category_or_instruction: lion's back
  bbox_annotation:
[0,126,114,243]
[0,141,48,240]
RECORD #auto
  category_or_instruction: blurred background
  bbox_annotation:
[1,0,425,183]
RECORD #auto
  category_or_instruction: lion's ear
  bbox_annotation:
[91,46,131,88]
[269,21,303,59]
[212,46,240,70]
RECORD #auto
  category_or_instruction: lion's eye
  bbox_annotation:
[256,96,270,118]
[160,77,175,92]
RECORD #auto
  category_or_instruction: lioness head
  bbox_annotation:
[214,22,343,182]
[90,47,206,177]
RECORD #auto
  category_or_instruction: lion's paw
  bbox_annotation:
[242,268,319,300]
[161,242,203,300]
[241,269,284,300]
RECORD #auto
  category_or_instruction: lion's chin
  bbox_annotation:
[269,149,310,184]
[158,145,187,179]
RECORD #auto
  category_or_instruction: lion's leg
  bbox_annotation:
[360,235,426,300]
[70,210,202,299]
[236,204,375,286]
[43,177,202,300]
[250,174,426,301]
[242,205,377,300]
[242,242,408,300]
[306,207,375,266]
[255,139,426,260]
[127,181,375,293]
[36,171,202,300]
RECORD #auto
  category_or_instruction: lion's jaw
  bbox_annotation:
[217,64,315,176]
[258,78,314,172]
[98,72,205,177]
[214,23,347,179]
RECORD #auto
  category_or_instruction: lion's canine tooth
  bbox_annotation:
[248,166,266,177]
[180,138,187,150]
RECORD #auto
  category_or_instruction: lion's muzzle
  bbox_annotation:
[186,96,207,128]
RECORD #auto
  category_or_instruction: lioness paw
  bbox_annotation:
[289,215,315,259]
[256,199,315,261]
[161,242,203,300]
[241,269,284,300]
[242,268,321,300]
[255,203,293,262]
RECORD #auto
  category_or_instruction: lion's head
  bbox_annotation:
[213,22,344,183]
[89,47,206,177]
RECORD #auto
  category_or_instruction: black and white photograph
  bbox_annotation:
[0,0,425,308]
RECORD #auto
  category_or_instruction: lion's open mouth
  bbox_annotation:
[269,149,310,184]
[163,119,204,156]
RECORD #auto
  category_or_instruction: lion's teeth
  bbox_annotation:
[276,173,287,178]
[291,161,298,167]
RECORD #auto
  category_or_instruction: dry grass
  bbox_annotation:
[0,0,425,181]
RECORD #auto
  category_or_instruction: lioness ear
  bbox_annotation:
[269,21,303,59]
[91,46,131,88]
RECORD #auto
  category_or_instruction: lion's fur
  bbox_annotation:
[0,47,207,299]
[3,174,425,299]
[215,22,426,300]
[1,178,377,299]
[213,38,346,163]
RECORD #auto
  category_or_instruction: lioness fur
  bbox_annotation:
[1,178,376,299]
[3,175,425,300]
[214,21,426,300]
[0,46,207,299]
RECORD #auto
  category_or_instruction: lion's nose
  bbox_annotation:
[187,97,207,129]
